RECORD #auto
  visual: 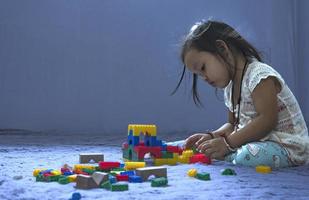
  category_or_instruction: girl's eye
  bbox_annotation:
[201,64,206,71]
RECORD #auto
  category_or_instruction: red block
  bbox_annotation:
[134,146,162,159]
[166,145,183,154]
[99,161,120,170]
[189,154,211,164]
[116,174,129,181]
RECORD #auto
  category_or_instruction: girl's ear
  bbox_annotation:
[215,40,229,54]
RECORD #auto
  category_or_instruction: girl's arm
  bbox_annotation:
[211,111,235,138]
[226,77,281,148]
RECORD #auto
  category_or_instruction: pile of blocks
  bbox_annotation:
[33,153,168,191]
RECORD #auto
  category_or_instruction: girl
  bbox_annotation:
[173,20,309,168]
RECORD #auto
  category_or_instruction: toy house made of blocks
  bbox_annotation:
[122,124,211,166]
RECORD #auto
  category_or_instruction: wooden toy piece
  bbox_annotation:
[135,166,167,181]
[92,172,109,185]
[76,174,98,189]
[79,153,104,163]
[151,177,168,187]
[221,168,237,175]
[256,165,272,174]
[187,168,198,177]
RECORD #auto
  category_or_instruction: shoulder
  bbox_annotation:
[245,60,285,93]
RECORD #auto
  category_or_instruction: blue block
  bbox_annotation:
[156,140,162,146]
[128,135,139,146]
[109,175,117,184]
[120,170,135,176]
[64,171,74,176]
[129,175,143,183]
[39,169,53,175]
[119,163,125,168]
[71,192,81,200]
[161,144,167,151]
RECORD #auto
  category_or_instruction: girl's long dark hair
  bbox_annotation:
[172,20,262,106]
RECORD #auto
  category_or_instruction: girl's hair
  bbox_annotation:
[172,20,262,106]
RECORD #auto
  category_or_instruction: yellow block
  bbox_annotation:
[33,168,46,177]
[74,164,96,171]
[182,150,194,158]
[51,170,62,176]
[178,155,189,164]
[128,124,157,136]
[167,158,178,165]
[187,168,198,177]
[256,165,272,173]
[68,174,77,182]
[124,161,146,170]
[154,158,168,166]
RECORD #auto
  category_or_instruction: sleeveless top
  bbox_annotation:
[224,59,309,165]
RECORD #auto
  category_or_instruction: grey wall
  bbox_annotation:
[0,0,308,135]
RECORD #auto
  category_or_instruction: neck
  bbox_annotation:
[233,53,247,83]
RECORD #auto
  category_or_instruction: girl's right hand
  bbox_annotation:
[183,133,213,150]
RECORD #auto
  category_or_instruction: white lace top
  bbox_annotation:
[224,59,309,165]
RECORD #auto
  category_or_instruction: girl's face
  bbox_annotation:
[184,48,231,88]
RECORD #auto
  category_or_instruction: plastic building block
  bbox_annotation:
[196,172,211,181]
[151,177,168,187]
[100,180,112,190]
[154,158,168,166]
[134,146,162,159]
[161,151,174,159]
[74,165,96,171]
[128,124,157,136]
[111,183,129,191]
[33,168,46,177]
[221,168,237,175]
[70,192,81,200]
[135,166,167,181]
[166,146,182,154]
[58,176,70,184]
[68,174,77,182]
[76,174,98,189]
[128,175,143,183]
[99,162,120,170]
[256,165,272,174]
[79,153,104,163]
[116,174,129,181]
[109,175,117,184]
[124,162,146,170]
[92,172,109,185]
[120,171,135,176]
[82,168,95,175]
[189,154,211,164]
[187,168,198,177]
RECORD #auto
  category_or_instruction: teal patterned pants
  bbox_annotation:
[224,141,292,168]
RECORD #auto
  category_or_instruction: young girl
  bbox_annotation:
[173,20,309,168]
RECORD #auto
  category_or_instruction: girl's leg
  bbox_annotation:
[225,141,292,168]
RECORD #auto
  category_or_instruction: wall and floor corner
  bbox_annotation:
[0,0,308,136]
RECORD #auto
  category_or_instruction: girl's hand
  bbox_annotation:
[196,137,230,160]
[183,133,212,150]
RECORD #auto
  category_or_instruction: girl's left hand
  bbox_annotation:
[196,137,230,160]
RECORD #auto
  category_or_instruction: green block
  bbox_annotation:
[151,177,168,187]
[36,174,45,182]
[161,151,174,159]
[100,180,112,190]
[58,177,70,184]
[82,168,95,175]
[111,183,129,191]
[221,168,237,175]
[196,172,211,181]
[192,148,199,154]
[49,175,61,182]
[112,168,125,171]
